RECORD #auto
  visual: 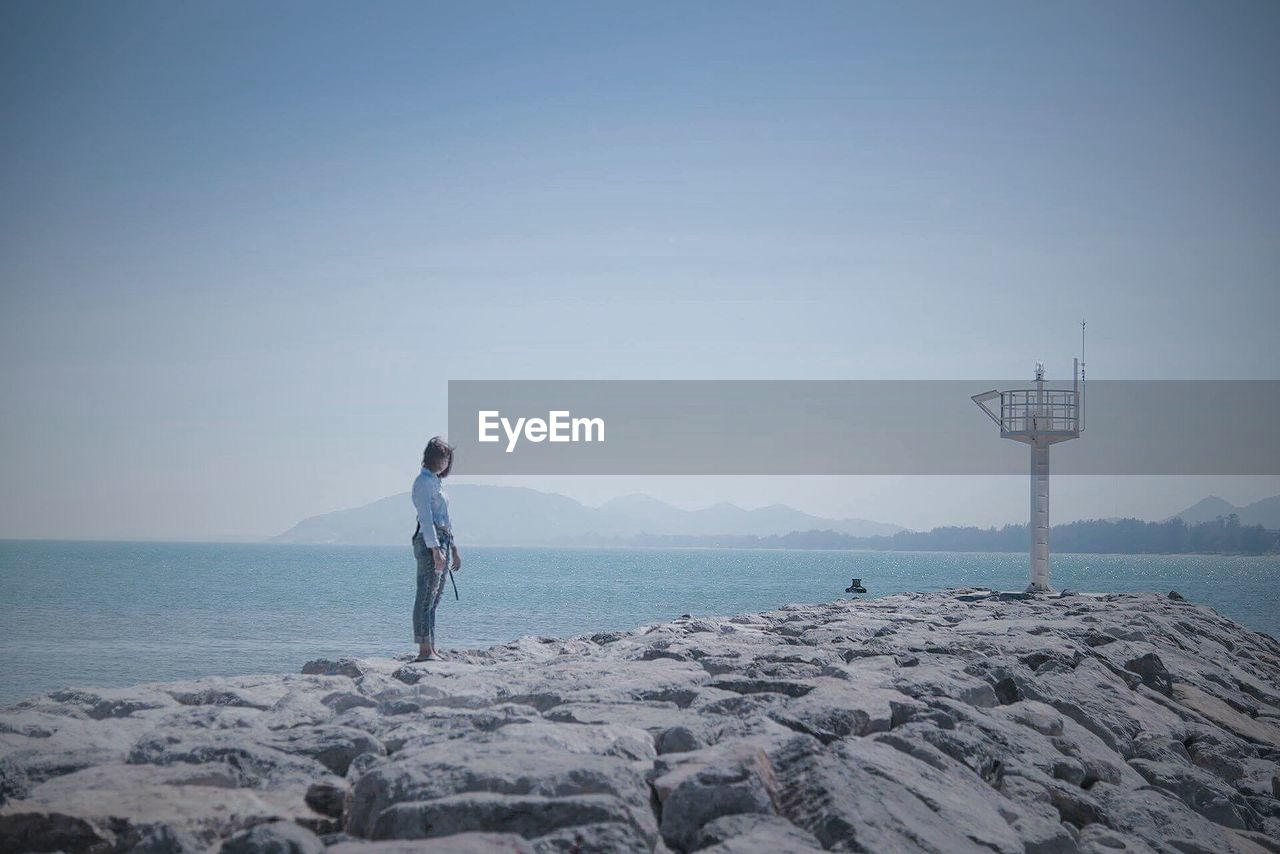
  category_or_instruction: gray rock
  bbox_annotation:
[1091,781,1258,854]
[655,725,703,755]
[118,821,204,853]
[301,659,368,680]
[0,810,106,853]
[347,739,655,841]
[1124,652,1174,696]
[0,763,316,848]
[1075,824,1159,854]
[2,592,1277,854]
[773,735,1025,853]
[0,756,30,805]
[45,687,175,720]
[219,821,325,854]
[270,726,385,776]
[765,679,913,743]
[369,793,644,842]
[1128,757,1260,830]
[305,780,347,820]
[529,821,649,853]
[692,812,823,852]
[657,743,778,850]
[127,730,329,787]
[342,834,536,852]
[322,692,380,714]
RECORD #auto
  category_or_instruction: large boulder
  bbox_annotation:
[347,740,656,843]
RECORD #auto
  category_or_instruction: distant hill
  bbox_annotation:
[270,484,904,546]
[1167,495,1280,529]
[632,516,1278,555]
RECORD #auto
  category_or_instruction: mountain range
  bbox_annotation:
[270,487,1280,546]
[269,485,904,546]
[1164,494,1280,529]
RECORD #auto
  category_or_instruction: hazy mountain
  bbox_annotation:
[270,484,904,545]
[1167,495,1280,528]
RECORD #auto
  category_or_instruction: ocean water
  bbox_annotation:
[1,540,1277,706]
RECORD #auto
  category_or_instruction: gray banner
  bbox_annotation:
[446,380,1280,475]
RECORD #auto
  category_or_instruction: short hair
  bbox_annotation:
[421,436,453,478]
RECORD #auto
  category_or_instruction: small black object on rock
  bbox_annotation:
[845,577,867,594]
[1168,590,1186,601]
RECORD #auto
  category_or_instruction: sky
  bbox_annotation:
[2,1,1278,540]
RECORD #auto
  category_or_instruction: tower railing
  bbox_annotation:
[999,389,1080,436]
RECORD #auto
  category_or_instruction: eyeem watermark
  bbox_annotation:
[478,410,605,453]
[450,380,1280,474]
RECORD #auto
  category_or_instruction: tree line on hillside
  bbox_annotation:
[626,514,1278,555]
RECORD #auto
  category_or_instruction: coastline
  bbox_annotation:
[7,544,1280,709]
[2,589,1278,852]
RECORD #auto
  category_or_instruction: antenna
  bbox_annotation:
[972,332,1086,593]
[1080,319,1086,431]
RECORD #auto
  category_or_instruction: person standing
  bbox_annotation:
[411,436,462,661]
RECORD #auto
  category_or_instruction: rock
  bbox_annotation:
[692,812,824,852]
[44,687,176,720]
[346,751,384,781]
[655,726,703,755]
[332,834,534,852]
[706,678,814,699]
[0,810,106,853]
[344,834,536,852]
[1006,704,1065,737]
[656,740,779,850]
[304,780,347,820]
[1076,824,1159,854]
[369,793,644,842]
[1,591,1277,854]
[892,664,1000,709]
[301,659,368,680]
[167,685,275,711]
[218,821,325,854]
[529,821,649,853]
[1175,683,1280,747]
[0,763,314,849]
[346,741,656,842]
[322,692,379,714]
[119,821,204,853]
[1091,781,1264,853]
[0,757,30,805]
[1008,811,1076,854]
[766,678,913,743]
[1124,652,1174,696]
[261,690,336,731]
[127,731,329,787]
[269,726,385,776]
[1128,757,1259,830]
[773,735,1025,853]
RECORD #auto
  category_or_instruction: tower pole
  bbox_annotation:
[1029,439,1051,592]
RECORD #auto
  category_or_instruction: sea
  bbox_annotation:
[1,540,1277,707]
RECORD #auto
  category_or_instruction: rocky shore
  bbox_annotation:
[2,589,1279,853]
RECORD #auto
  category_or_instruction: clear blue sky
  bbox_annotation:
[2,1,1278,539]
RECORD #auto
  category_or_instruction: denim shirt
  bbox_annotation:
[412,468,452,539]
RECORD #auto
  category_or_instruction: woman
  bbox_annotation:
[411,436,462,662]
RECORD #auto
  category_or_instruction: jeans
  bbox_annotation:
[412,528,452,646]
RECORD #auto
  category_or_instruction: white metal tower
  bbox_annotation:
[972,325,1086,592]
